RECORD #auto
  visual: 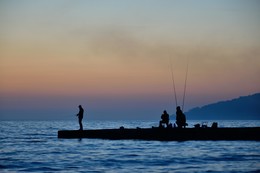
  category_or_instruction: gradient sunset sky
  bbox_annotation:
[1,0,259,120]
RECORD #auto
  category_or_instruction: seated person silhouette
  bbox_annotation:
[176,106,187,128]
[159,110,170,128]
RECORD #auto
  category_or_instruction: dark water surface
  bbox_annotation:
[0,120,260,172]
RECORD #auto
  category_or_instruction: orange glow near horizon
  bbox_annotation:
[1,39,259,98]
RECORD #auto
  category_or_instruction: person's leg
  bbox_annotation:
[166,120,169,127]
[159,120,163,127]
[79,118,83,130]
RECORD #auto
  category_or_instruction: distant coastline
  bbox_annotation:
[185,93,260,120]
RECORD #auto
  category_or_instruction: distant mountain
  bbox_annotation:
[186,93,260,120]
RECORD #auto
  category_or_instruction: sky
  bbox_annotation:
[0,0,260,120]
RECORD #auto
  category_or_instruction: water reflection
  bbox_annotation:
[0,120,259,173]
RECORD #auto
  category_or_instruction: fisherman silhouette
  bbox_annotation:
[176,106,187,128]
[159,110,170,128]
[76,105,84,130]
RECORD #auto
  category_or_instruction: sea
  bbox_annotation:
[0,120,260,173]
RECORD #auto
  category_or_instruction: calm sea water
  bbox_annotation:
[0,120,260,173]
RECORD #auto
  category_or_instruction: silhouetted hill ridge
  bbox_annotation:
[186,93,260,120]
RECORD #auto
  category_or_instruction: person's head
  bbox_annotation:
[79,105,82,108]
[163,110,167,114]
[176,106,181,111]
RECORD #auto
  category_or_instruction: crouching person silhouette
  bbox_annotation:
[159,110,170,128]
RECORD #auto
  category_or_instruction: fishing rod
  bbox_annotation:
[169,57,178,109]
[182,58,189,112]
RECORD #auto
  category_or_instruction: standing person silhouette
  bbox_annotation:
[76,105,84,130]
